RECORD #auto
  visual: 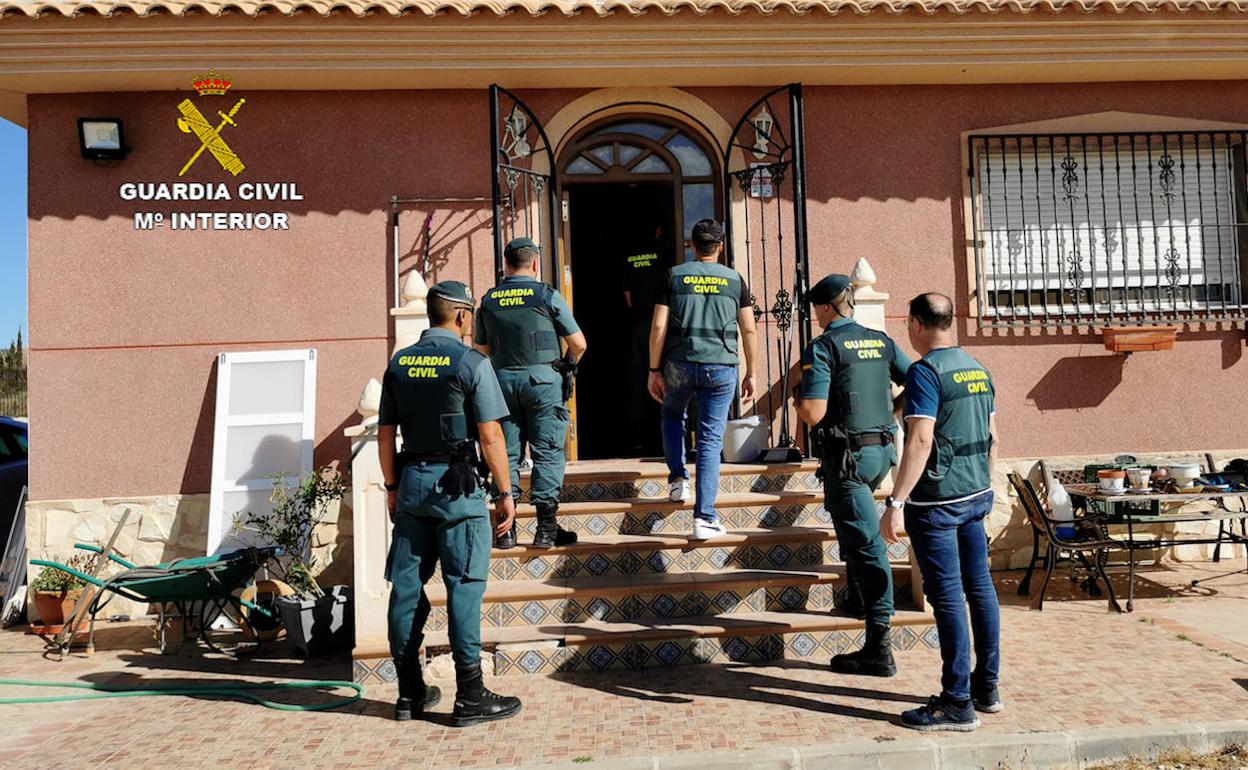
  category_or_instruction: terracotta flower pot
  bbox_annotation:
[32,587,87,627]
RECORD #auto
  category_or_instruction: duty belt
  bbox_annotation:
[400,452,454,464]
[848,431,894,450]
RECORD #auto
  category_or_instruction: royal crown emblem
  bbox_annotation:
[192,69,232,97]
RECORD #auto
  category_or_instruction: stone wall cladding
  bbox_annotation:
[24,494,354,621]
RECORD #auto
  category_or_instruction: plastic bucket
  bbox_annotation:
[722,416,769,464]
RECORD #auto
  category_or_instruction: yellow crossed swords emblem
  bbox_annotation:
[176,97,246,177]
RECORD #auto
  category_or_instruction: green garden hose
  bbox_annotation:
[0,678,363,712]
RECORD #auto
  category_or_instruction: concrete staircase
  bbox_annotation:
[352,459,935,682]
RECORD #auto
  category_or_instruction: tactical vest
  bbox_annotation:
[816,321,898,434]
[477,277,562,369]
[912,347,995,503]
[387,333,478,456]
[663,261,742,366]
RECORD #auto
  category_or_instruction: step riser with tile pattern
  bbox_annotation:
[513,502,837,538]
[488,623,940,676]
[522,467,821,504]
[426,578,915,631]
[431,537,912,582]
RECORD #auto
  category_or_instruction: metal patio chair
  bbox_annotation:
[1009,472,1126,613]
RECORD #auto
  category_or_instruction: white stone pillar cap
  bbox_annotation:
[356,378,381,426]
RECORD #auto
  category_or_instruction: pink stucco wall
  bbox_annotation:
[27,83,1248,501]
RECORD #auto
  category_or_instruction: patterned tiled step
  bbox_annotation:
[432,527,912,582]
[424,564,914,630]
[488,527,831,581]
[520,460,823,503]
[351,609,937,681]
[510,491,839,538]
[514,491,823,519]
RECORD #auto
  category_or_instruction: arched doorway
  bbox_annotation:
[559,116,723,460]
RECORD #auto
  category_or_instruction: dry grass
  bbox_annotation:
[1092,743,1248,770]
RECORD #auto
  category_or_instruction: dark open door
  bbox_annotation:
[723,84,812,454]
[489,85,561,287]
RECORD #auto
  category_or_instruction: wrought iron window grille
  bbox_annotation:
[967,131,1248,328]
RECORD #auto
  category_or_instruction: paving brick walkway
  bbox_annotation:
[0,564,1245,769]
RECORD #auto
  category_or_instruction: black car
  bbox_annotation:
[0,417,28,551]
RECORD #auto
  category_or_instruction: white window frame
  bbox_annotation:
[207,348,317,555]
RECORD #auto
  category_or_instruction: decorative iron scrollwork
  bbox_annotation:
[1066,242,1085,291]
[1061,156,1080,203]
[771,289,794,334]
[1158,154,1177,202]
[489,85,557,281]
[1164,246,1182,297]
[724,85,810,455]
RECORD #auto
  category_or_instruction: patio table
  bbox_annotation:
[1065,484,1248,611]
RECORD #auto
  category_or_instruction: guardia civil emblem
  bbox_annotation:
[176,69,246,177]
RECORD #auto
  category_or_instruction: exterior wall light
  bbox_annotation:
[78,118,128,161]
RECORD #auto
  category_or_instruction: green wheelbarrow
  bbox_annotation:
[31,543,286,658]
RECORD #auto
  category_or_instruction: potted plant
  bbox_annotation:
[30,552,93,628]
[235,467,352,657]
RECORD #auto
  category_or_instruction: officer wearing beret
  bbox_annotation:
[795,273,911,678]
[474,238,588,549]
[379,280,522,726]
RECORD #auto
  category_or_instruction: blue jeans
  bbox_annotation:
[904,492,1001,702]
[661,360,737,522]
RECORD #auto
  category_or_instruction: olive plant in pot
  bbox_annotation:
[30,552,93,628]
[235,467,352,657]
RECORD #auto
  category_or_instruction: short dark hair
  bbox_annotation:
[429,295,469,325]
[691,219,725,256]
[909,292,954,330]
[505,245,539,269]
[693,240,720,257]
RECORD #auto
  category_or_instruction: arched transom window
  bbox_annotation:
[561,118,721,259]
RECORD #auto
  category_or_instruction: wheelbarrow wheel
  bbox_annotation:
[197,599,261,658]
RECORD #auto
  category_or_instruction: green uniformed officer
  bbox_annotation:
[621,222,670,455]
[474,237,588,549]
[795,273,911,677]
[379,280,522,727]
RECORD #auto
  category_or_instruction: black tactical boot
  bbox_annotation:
[394,658,442,721]
[495,521,518,550]
[451,662,522,727]
[532,504,577,549]
[830,622,897,677]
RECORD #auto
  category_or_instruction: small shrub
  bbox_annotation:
[234,467,346,597]
[31,553,92,593]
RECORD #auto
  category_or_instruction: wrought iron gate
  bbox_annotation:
[723,84,812,452]
[489,84,560,285]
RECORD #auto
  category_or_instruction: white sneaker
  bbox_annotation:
[691,519,727,540]
[669,478,690,502]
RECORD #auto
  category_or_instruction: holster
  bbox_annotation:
[811,426,893,483]
[439,440,488,500]
[551,353,579,403]
[811,424,856,483]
